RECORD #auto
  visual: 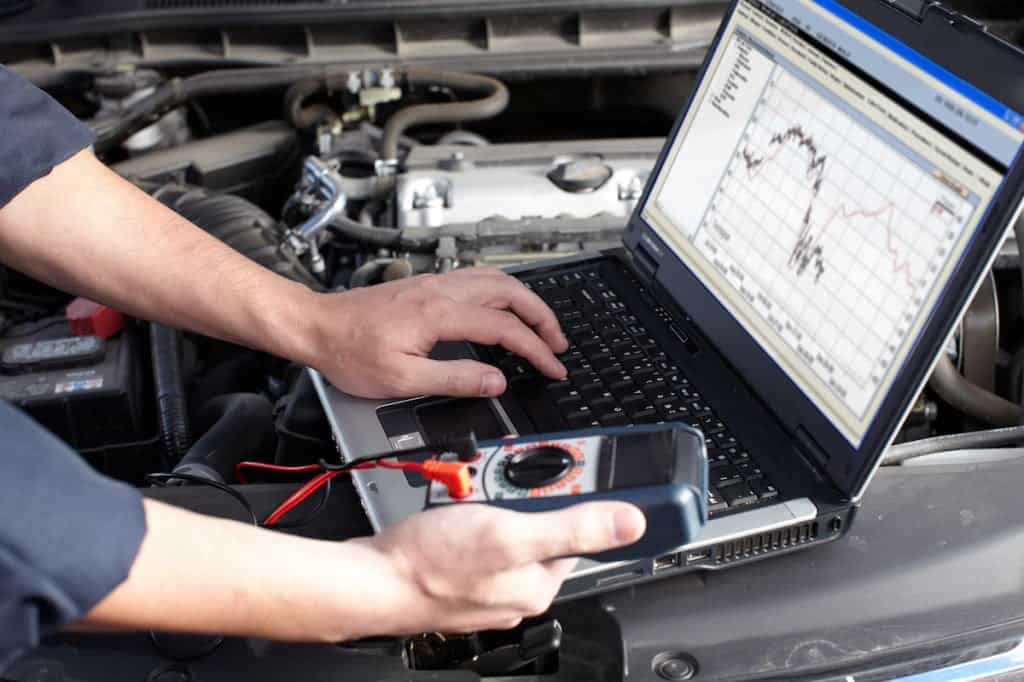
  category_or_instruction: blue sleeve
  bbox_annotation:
[0,65,95,208]
[0,401,147,670]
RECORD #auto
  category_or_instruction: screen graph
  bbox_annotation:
[694,64,977,412]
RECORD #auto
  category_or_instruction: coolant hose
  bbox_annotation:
[92,64,357,153]
[928,353,1020,427]
[151,323,191,465]
[328,214,438,252]
[153,184,322,290]
[381,68,509,162]
[173,393,276,484]
[285,76,346,130]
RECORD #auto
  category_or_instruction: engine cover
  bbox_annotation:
[395,138,663,229]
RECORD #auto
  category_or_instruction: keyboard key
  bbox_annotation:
[620,391,647,406]
[646,386,678,403]
[641,377,667,392]
[707,449,729,467]
[708,487,727,513]
[699,415,726,434]
[560,272,584,285]
[545,381,575,399]
[722,482,758,507]
[590,397,617,414]
[635,335,657,349]
[737,461,764,480]
[689,400,711,416]
[606,301,628,313]
[568,414,601,429]
[726,447,750,464]
[572,373,604,393]
[577,288,598,306]
[749,479,779,500]
[630,407,658,422]
[666,373,689,387]
[535,276,560,291]
[600,413,630,426]
[620,348,647,363]
[716,434,739,449]
[712,465,742,487]
[602,374,634,391]
[516,379,568,432]
[576,334,604,350]
[565,406,594,422]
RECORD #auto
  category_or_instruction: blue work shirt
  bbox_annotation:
[0,66,147,669]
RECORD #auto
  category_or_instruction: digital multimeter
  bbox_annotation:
[426,423,709,563]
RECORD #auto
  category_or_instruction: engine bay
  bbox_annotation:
[3,0,1024,676]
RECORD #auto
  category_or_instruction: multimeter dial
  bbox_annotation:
[504,446,575,488]
[485,440,595,500]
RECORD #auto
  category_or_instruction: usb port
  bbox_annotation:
[685,549,711,565]
[653,553,681,573]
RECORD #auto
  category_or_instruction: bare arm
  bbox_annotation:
[0,149,569,398]
[83,498,644,639]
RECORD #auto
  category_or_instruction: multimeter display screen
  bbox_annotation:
[601,429,679,490]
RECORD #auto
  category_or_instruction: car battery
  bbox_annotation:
[0,330,148,450]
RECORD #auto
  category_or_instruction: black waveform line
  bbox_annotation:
[741,124,829,282]
[740,123,916,288]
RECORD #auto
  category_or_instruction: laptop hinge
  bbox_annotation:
[794,425,831,481]
[886,0,928,21]
[633,241,659,282]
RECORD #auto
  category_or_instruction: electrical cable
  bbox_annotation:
[235,461,325,485]
[145,472,259,527]
[0,317,67,339]
[271,477,333,530]
[883,425,1024,465]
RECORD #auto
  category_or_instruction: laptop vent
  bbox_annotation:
[146,0,327,8]
[714,521,819,565]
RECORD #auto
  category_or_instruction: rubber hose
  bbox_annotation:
[883,424,1024,465]
[381,68,510,162]
[92,64,358,153]
[928,353,1020,427]
[151,323,191,466]
[284,76,347,130]
[172,394,276,484]
[349,258,394,288]
[328,214,438,252]
[154,185,322,290]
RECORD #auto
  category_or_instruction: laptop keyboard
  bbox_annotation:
[484,266,779,517]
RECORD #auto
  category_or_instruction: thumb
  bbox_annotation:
[514,502,647,564]
[395,356,508,398]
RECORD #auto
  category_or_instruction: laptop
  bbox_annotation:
[312,0,1024,599]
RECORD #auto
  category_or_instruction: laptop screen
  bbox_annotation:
[641,0,1024,447]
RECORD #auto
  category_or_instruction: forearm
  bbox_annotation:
[82,499,400,642]
[0,149,318,366]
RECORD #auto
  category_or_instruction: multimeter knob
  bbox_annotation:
[504,446,575,488]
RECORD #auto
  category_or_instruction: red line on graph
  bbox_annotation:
[815,203,914,288]
[740,124,915,288]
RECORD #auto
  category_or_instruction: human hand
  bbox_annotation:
[347,501,646,635]
[306,268,569,399]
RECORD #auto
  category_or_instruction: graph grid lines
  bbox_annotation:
[697,65,974,406]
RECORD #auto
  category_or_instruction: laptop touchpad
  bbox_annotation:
[378,397,508,487]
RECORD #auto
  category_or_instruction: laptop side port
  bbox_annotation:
[685,549,712,565]
[653,553,681,573]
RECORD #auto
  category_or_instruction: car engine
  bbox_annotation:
[1,0,1023,483]
[1,2,1024,670]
